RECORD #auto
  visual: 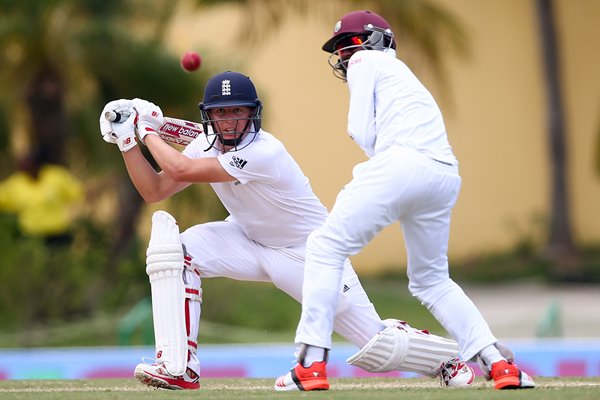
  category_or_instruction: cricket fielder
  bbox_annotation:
[277,11,535,391]
[99,71,474,390]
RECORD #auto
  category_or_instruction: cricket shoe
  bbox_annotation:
[274,361,329,391]
[439,358,475,387]
[134,362,200,390]
[489,360,535,389]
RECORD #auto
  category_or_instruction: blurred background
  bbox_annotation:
[0,0,599,380]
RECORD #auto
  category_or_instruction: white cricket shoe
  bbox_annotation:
[134,362,200,390]
[439,358,475,387]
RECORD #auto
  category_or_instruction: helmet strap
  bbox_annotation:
[363,24,394,51]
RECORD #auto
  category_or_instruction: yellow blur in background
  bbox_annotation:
[0,164,83,237]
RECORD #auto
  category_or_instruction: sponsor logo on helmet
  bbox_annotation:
[349,57,362,68]
[221,79,231,96]
[334,20,341,33]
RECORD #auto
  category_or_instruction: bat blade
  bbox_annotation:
[158,117,203,146]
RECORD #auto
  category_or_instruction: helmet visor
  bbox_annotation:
[334,35,364,52]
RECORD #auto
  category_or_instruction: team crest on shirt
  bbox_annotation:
[230,156,248,169]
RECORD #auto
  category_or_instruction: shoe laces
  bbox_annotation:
[439,357,462,386]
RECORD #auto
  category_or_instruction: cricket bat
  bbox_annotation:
[104,110,202,146]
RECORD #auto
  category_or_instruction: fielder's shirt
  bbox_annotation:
[346,49,458,166]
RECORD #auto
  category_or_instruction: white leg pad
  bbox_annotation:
[146,211,187,376]
[347,319,459,377]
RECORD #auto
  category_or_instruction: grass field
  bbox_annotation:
[1,377,599,400]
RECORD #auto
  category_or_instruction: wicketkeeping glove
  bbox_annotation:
[132,98,163,144]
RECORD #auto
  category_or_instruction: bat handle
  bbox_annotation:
[104,110,131,122]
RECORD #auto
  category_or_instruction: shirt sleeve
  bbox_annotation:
[346,51,378,156]
[182,136,212,159]
[217,142,280,185]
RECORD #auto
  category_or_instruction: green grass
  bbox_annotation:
[0,378,599,399]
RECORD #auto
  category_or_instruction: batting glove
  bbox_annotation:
[110,112,138,152]
[100,99,133,144]
[132,98,163,144]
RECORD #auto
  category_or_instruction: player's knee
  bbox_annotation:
[408,276,454,305]
[146,211,184,276]
[306,229,348,263]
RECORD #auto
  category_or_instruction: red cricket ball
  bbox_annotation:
[180,51,201,72]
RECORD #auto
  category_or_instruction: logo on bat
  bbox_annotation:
[160,122,202,141]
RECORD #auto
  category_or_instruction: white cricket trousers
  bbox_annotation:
[296,146,497,361]
[179,221,384,374]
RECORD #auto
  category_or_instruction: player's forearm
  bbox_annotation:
[144,134,235,183]
[144,135,191,181]
[122,146,170,203]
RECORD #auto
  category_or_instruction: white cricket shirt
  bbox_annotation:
[346,49,458,165]
[183,130,328,248]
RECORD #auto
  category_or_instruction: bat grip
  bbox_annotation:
[104,110,131,122]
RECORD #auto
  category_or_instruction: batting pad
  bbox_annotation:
[347,325,459,377]
[146,211,187,376]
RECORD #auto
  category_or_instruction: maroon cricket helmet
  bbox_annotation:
[322,10,396,53]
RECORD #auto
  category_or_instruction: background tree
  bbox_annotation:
[535,0,580,279]
[0,0,216,329]
[0,0,215,276]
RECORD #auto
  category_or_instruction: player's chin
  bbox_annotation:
[221,133,244,143]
